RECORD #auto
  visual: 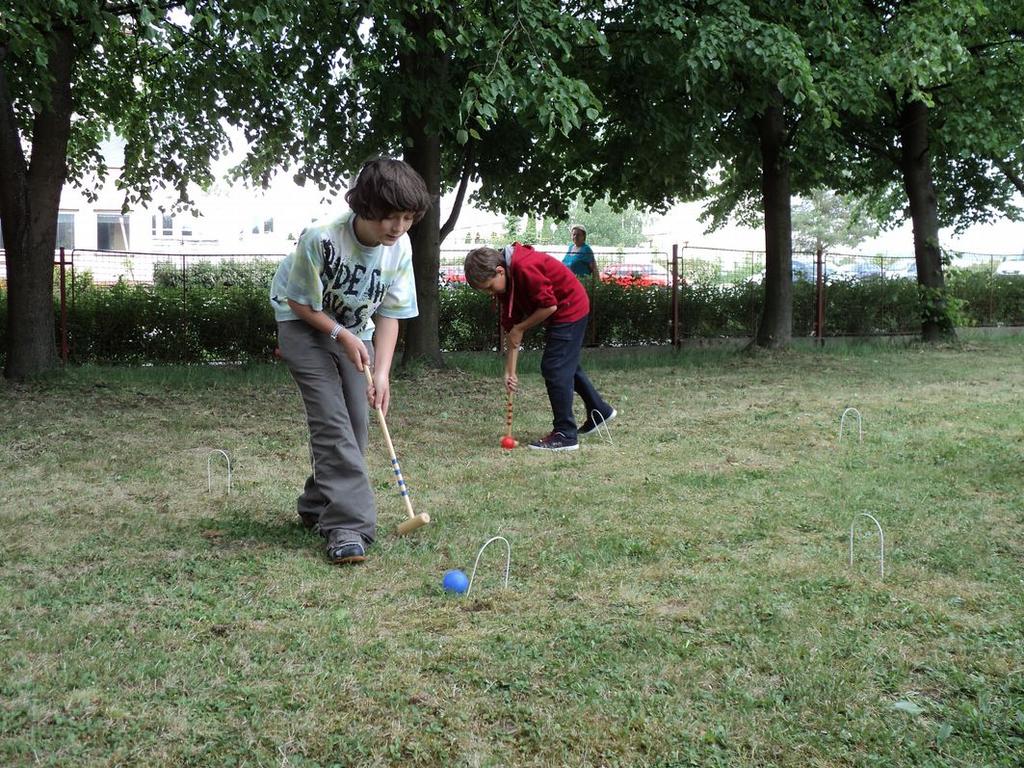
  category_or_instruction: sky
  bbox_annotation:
[644,199,1024,260]
[440,188,1024,263]
[160,131,1024,264]
[171,120,1024,260]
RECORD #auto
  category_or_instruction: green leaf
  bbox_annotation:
[892,701,924,716]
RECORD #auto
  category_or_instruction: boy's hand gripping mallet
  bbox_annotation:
[363,366,430,535]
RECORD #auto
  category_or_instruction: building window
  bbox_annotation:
[97,213,130,250]
[151,214,157,236]
[263,217,274,234]
[181,219,192,237]
[56,212,75,249]
[162,214,173,236]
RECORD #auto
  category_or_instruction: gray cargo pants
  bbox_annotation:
[277,319,376,546]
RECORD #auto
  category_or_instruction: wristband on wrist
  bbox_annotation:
[329,323,343,340]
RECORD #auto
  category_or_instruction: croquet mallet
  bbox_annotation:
[500,337,520,450]
[501,390,518,449]
[363,366,430,535]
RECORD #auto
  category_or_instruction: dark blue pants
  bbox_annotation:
[541,316,610,439]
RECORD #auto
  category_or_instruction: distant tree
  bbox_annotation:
[538,217,562,244]
[552,197,650,249]
[503,213,527,243]
[791,190,879,255]
[502,213,558,246]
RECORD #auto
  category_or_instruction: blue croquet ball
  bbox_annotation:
[442,569,469,594]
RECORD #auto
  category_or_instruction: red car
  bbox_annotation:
[438,264,467,286]
[599,263,671,287]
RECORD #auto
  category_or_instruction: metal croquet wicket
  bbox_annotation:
[839,407,863,443]
[467,536,512,596]
[207,449,232,494]
[849,513,885,580]
[587,408,614,444]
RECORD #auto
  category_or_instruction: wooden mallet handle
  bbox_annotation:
[363,366,430,534]
[505,390,514,438]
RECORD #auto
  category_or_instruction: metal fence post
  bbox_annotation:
[57,247,69,363]
[815,244,825,346]
[671,244,680,348]
[181,251,188,361]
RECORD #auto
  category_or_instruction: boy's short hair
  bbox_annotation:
[345,158,432,222]
[464,246,504,288]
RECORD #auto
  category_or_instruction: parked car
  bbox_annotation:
[747,259,816,284]
[831,260,885,281]
[995,255,1024,276]
[600,263,671,287]
[438,264,467,287]
[887,261,917,280]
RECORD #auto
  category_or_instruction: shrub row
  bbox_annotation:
[1,267,1022,364]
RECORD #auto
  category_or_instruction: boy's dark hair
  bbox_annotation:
[464,246,505,289]
[345,158,432,222]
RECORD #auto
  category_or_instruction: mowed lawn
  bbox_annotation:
[1,337,1022,767]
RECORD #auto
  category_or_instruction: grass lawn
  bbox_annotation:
[2,337,1022,767]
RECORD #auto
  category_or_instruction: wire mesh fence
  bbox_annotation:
[0,244,1021,364]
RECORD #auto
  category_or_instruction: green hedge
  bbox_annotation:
[1,269,1023,365]
[63,275,276,364]
[946,269,1024,326]
[438,285,499,351]
[820,277,922,335]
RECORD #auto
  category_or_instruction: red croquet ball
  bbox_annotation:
[500,436,517,450]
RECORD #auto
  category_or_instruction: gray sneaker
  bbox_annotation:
[579,408,617,436]
[528,431,579,452]
[324,530,367,564]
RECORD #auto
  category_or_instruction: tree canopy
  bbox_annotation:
[1,0,603,376]
[825,0,1024,339]
[3,1,1023,377]
[1,1,274,377]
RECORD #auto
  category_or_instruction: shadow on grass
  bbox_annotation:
[193,509,314,552]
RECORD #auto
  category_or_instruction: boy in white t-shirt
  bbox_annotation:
[270,158,431,564]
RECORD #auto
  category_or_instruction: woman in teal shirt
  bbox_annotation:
[562,225,596,279]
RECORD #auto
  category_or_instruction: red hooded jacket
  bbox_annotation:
[497,243,590,331]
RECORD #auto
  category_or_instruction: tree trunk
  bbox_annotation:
[1,29,75,379]
[402,128,445,368]
[899,99,954,342]
[754,98,793,349]
[398,14,445,369]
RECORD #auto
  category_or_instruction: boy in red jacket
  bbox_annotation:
[464,243,616,451]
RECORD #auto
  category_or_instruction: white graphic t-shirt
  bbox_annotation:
[270,211,418,340]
